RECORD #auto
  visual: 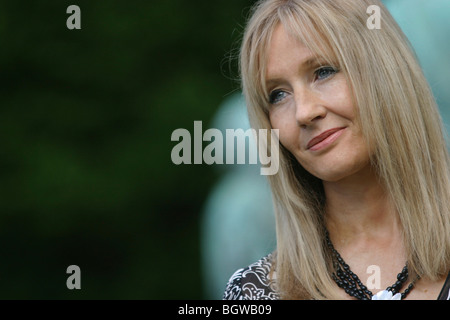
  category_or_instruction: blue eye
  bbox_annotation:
[315,66,338,80]
[268,89,287,104]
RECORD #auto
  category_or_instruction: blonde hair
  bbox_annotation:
[240,0,450,299]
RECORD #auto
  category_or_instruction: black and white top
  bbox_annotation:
[223,254,450,300]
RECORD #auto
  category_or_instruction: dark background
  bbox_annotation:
[0,0,254,299]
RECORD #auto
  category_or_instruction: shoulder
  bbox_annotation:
[223,253,280,300]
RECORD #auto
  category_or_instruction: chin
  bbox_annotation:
[315,171,349,183]
[304,159,372,183]
[292,144,372,183]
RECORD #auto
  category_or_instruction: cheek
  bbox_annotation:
[269,107,300,151]
[337,81,357,119]
[322,77,355,118]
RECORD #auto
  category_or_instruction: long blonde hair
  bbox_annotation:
[240,0,450,299]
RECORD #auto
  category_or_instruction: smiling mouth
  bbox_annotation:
[307,127,346,151]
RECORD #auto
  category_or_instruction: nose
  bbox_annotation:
[294,87,327,128]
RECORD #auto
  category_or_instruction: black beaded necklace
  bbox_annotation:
[325,230,419,300]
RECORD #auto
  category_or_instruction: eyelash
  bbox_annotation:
[315,66,338,81]
[268,66,339,105]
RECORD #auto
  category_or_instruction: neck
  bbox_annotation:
[323,164,401,245]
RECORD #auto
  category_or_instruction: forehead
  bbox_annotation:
[266,24,321,80]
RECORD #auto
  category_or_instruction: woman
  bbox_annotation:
[223,0,450,300]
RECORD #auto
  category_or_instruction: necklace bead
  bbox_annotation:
[325,230,418,300]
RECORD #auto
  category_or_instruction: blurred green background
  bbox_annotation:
[0,0,448,300]
[0,0,255,299]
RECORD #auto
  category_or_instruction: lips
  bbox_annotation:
[307,127,346,150]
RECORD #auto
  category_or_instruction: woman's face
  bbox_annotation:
[266,24,371,182]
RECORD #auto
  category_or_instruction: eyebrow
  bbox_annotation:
[265,55,328,87]
[302,56,324,67]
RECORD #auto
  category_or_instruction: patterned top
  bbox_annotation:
[223,254,279,300]
[223,254,450,300]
